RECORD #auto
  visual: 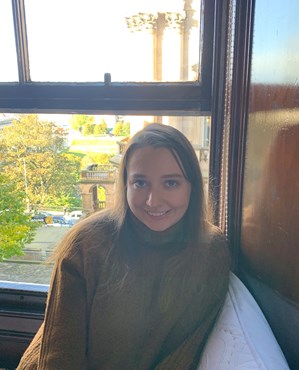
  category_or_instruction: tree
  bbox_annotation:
[0,115,81,208]
[0,173,37,261]
[83,122,95,136]
[113,121,130,136]
[81,153,112,168]
[122,122,130,136]
[94,119,108,135]
[70,115,95,132]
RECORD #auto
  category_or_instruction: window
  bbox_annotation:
[24,0,201,83]
[0,2,221,367]
[0,1,18,81]
[0,0,217,287]
[0,0,215,114]
[0,113,211,285]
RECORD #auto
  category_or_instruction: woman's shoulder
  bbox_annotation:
[204,222,230,261]
[53,209,118,263]
[77,209,118,235]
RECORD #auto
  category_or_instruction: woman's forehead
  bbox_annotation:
[126,146,184,174]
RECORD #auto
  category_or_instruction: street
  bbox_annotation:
[0,226,70,285]
[25,225,70,251]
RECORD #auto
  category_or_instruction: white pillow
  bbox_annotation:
[198,273,290,370]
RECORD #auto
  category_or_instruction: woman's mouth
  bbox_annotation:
[146,210,169,217]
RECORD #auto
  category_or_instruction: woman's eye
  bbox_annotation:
[134,180,147,188]
[165,180,178,188]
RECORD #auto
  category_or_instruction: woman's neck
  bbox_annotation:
[126,211,188,248]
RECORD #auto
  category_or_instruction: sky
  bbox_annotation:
[1,0,298,85]
[0,0,200,83]
[251,0,299,84]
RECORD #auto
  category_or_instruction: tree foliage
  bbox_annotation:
[93,120,108,135]
[70,115,95,131]
[0,115,81,208]
[83,123,96,136]
[113,121,130,136]
[0,173,37,261]
[81,153,112,169]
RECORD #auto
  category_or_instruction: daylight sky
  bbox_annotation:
[0,0,199,83]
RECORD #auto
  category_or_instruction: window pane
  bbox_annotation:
[241,0,299,304]
[0,113,210,284]
[24,0,202,82]
[0,1,18,82]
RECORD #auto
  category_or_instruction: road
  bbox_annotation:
[0,226,71,285]
[25,225,70,251]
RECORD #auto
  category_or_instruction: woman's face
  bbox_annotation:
[126,146,191,231]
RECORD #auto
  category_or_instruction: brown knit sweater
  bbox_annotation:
[17,212,230,370]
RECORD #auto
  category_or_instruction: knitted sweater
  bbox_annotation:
[17,212,230,370]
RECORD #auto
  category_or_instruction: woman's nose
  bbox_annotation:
[145,189,161,207]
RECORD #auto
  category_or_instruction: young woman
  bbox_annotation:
[17,123,230,370]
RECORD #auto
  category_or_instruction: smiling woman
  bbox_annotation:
[126,146,191,231]
[0,0,298,368]
[16,124,230,370]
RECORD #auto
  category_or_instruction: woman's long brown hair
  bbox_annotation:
[52,124,225,307]
[112,123,208,240]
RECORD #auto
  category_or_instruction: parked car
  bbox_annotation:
[65,210,83,223]
[31,212,52,223]
[46,215,72,227]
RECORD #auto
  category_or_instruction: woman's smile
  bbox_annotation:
[126,146,191,231]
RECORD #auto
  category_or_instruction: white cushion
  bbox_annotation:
[198,273,290,370]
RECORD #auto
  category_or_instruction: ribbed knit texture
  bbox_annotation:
[17,212,230,370]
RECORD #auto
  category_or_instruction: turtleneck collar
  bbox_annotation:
[126,211,189,249]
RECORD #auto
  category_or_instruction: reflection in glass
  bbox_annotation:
[24,0,201,82]
[0,1,18,82]
[241,109,299,303]
[251,0,299,84]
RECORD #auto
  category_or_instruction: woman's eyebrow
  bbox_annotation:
[161,174,184,179]
[129,173,147,179]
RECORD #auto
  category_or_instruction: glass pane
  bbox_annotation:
[0,113,210,284]
[241,0,299,304]
[24,0,202,82]
[0,1,19,82]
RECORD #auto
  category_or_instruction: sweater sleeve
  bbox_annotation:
[17,243,89,370]
[16,214,113,370]
[37,250,88,370]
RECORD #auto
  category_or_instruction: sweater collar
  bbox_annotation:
[126,211,188,249]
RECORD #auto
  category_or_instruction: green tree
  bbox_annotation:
[0,115,81,208]
[81,153,112,169]
[94,119,108,135]
[70,115,95,132]
[0,173,37,261]
[83,123,95,136]
[113,121,130,136]
[122,121,130,136]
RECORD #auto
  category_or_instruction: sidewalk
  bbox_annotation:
[0,226,70,285]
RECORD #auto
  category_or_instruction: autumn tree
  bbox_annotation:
[83,122,95,136]
[0,115,81,209]
[94,119,108,135]
[113,121,130,136]
[81,153,112,169]
[71,115,95,132]
[0,173,37,261]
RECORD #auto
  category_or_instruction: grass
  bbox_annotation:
[71,138,117,146]
[69,136,123,154]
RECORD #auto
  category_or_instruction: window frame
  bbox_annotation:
[0,0,215,115]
